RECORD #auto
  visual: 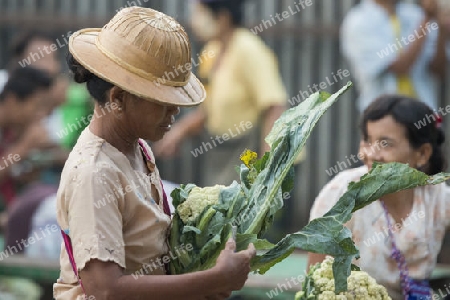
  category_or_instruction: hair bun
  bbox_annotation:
[73,67,93,84]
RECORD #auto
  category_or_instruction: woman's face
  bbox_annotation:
[124,94,180,142]
[6,89,48,127]
[191,2,221,41]
[359,115,425,171]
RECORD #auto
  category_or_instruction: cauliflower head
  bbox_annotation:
[177,185,225,223]
[295,256,391,300]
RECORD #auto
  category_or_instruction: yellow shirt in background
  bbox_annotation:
[200,28,287,136]
[390,16,416,97]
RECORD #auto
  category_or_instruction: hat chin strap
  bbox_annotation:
[94,35,190,87]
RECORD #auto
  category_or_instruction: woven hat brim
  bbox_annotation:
[69,29,206,107]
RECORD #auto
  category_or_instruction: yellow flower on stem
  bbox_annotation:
[240,149,258,168]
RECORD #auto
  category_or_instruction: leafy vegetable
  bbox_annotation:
[168,81,450,294]
[169,82,353,274]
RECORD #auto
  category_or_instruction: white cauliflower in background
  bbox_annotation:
[177,185,225,223]
[295,256,392,300]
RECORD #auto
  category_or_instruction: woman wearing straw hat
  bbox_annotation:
[53,6,255,300]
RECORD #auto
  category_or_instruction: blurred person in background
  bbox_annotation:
[4,31,65,114]
[7,30,93,152]
[341,0,448,112]
[154,0,287,186]
[308,95,450,299]
[1,31,93,251]
[0,32,75,251]
[0,67,54,230]
[0,67,54,208]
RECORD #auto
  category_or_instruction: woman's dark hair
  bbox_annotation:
[361,95,446,175]
[0,66,53,102]
[67,52,113,105]
[201,0,246,27]
[10,30,55,59]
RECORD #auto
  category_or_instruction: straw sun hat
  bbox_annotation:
[69,6,206,107]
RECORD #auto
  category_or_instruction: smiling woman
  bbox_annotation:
[308,95,450,300]
[54,6,255,300]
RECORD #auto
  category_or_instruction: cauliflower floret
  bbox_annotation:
[298,256,392,300]
[315,278,331,292]
[177,185,225,223]
[318,291,336,300]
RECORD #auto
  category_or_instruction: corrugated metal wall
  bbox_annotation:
[0,0,449,257]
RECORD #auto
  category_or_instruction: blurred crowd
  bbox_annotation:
[0,31,92,258]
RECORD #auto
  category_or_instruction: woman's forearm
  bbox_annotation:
[388,18,430,75]
[81,260,227,300]
[109,269,224,300]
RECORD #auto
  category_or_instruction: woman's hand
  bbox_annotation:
[212,239,256,294]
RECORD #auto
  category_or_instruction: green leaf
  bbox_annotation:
[235,233,274,252]
[170,83,355,278]
[250,162,450,293]
[171,184,196,208]
[195,207,217,246]
[281,165,295,194]
[195,224,233,272]
[182,226,201,235]
[254,152,270,173]
[237,83,353,236]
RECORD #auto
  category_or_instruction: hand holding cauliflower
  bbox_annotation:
[295,256,391,300]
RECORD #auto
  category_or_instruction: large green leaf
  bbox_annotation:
[168,81,450,296]
[237,82,353,236]
[169,83,354,275]
[251,162,450,292]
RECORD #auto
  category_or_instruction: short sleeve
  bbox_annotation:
[240,38,287,111]
[60,165,126,271]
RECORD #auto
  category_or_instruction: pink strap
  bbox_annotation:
[61,230,87,295]
[138,139,171,217]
